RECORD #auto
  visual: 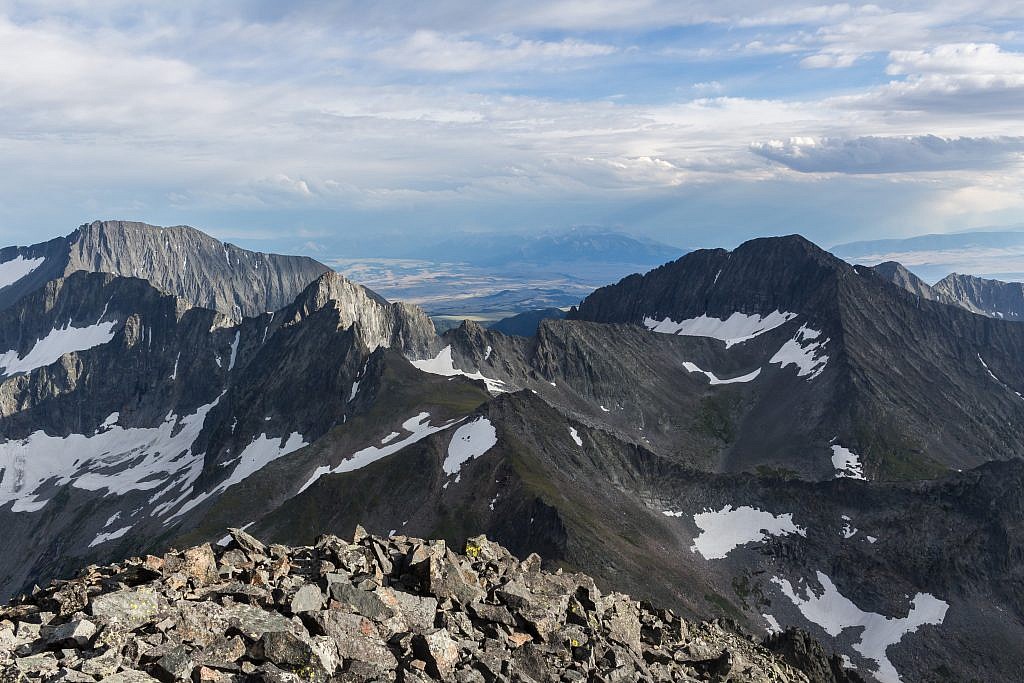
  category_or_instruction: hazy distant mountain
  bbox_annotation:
[487,307,567,336]
[832,228,1024,282]
[399,227,684,268]
[0,220,330,319]
[331,228,683,321]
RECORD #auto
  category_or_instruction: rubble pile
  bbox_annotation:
[1,527,860,682]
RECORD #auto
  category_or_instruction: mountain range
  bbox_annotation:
[1,221,1023,683]
[831,228,1024,282]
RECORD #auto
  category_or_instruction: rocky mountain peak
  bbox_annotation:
[288,271,436,355]
[570,234,848,329]
[0,220,330,320]
[870,261,936,301]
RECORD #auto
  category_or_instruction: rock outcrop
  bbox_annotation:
[0,528,859,683]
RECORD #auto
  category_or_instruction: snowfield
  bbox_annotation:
[689,505,806,559]
[88,524,133,548]
[0,320,118,376]
[0,256,45,290]
[644,310,796,347]
[444,416,498,476]
[298,412,458,494]
[1,399,218,514]
[682,361,761,385]
[170,431,308,519]
[770,324,829,379]
[411,345,507,394]
[772,571,948,683]
[832,445,867,480]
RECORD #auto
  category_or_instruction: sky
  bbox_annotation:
[0,1,1022,255]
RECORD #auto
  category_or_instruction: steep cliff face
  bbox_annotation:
[0,220,331,319]
[931,272,1024,320]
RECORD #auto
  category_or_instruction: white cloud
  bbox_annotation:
[888,43,1024,76]
[751,135,1024,174]
[370,30,616,71]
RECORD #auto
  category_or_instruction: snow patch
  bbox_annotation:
[569,427,583,447]
[978,354,1024,400]
[298,413,458,494]
[0,256,45,290]
[770,325,829,379]
[644,310,796,348]
[763,614,782,634]
[772,571,948,683]
[381,431,400,445]
[349,381,360,402]
[690,505,806,560]
[831,445,866,480]
[444,417,498,476]
[216,521,255,547]
[682,361,761,385]
[228,331,240,371]
[411,346,507,394]
[0,320,118,376]
[88,525,133,548]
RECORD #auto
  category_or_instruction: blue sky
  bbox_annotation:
[0,1,1022,255]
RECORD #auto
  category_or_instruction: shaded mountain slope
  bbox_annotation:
[556,235,1024,479]
[192,389,1024,683]
[0,269,440,599]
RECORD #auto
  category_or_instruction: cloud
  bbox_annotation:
[750,135,1024,174]
[833,43,1024,115]
[370,31,616,72]
[887,43,1024,76]
[0,2,1023,252]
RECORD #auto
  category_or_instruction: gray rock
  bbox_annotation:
[288,584,322,614]
[153,644,196,682]
[254,631,315,668]
[104,670,165,683]
[43,619,97,648]
[392,591,438,631]
[325,575,394,622]
[90,588,162,630]
[227,528,267,557]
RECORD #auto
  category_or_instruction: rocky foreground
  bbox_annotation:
[0,528,861,683]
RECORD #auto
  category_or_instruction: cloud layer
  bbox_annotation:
[0,1,1022,252]
[751,135,1024,174]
